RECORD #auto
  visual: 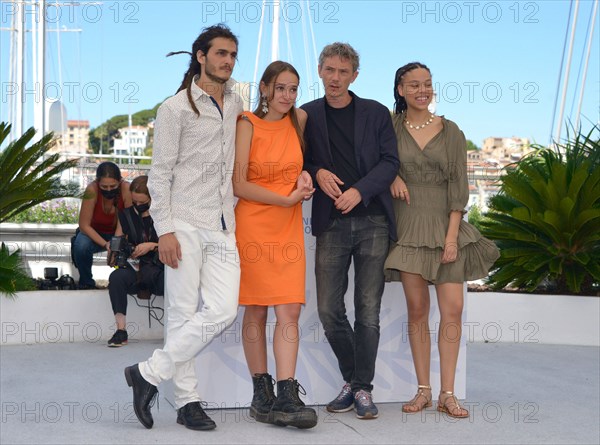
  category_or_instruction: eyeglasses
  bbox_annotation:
[402,82,434,94]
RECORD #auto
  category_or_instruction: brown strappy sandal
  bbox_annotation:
[402,384,432,413]
[437,390,469,418]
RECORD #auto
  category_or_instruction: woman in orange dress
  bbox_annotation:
[233,61,316,429]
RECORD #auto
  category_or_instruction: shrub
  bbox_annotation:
[0,243,35,297]
[468,204,494,233]
[480,126,600,294]
[0,122,81,297]
[6,199,80,224]
[0,122,80,223]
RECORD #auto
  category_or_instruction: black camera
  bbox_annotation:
[36,268,76,290]
[108,235,134,268]
[56,274,76,290]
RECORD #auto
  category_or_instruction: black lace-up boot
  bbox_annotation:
[270,378,318,429]
[176,401,216,430]
[250,373,276,423]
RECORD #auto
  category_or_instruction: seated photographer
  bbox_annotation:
[74,161,132,289]
[107,176,164,347]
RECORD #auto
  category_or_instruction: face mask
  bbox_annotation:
[135,203,150,214]
[100,188,119,199]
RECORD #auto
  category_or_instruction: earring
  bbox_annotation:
[261,95,269,114]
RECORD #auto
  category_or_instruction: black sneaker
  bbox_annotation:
[177,401,216,431]
[107,329,128,347]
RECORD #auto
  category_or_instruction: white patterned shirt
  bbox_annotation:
[148,76,244,236]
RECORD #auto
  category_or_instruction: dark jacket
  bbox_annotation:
[301,91,399,240]
[118,207,161,267]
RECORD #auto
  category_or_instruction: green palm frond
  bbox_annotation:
[481,124,600,294]
[0,122,83,298]
[0,122,81,223]
[0,243,35,298]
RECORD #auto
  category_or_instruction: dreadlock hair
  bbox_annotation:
[166,23,239,116]
[254,61,305,152]
[393,62,431,114]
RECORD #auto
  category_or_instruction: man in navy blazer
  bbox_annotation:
[301,42,399,420]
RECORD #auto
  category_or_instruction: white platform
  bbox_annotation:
[0,283,464,407]
[0,211,468,406]
[4,286,598,410]
[1,289,165,344]
[466,291,600,346]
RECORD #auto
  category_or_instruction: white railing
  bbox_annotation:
[0,222,111,282]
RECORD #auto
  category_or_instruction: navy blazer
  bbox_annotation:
[301,92,399,240]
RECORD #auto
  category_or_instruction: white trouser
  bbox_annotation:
[139,219,240,408]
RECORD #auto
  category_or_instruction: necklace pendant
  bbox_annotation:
[405,113,434,131]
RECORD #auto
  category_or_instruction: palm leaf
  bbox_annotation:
[0,122,83,297]
[0,243,35,298]
[482,124,600,294]
[0,122,82,223]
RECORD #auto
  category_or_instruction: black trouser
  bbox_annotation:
[315,216,389,392]
[108,266,164,315]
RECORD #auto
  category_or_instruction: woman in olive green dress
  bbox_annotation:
[384,62,499,418]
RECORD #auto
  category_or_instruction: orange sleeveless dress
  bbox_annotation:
[235,111,306,306]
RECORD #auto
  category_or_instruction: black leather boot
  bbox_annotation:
[176,401,216,430]
[124,364,158,429]
[250,373,276,423]
[270,378,318,429]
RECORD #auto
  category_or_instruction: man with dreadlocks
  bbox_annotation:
[124,23,243,432]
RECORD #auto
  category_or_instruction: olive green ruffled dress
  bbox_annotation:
[384,114,499,284]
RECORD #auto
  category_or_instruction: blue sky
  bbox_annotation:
[1,0,598,146]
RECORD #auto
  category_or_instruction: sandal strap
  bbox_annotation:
[439,390,458,404]
[407,385,432,406]
[403,384,433,413]
[416,385,432,400]
[439,391,466,415]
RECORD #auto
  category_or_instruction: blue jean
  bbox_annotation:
[315,215,390,392]
[73,231,111,287]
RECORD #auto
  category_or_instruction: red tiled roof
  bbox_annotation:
[67,120,90,127]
